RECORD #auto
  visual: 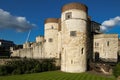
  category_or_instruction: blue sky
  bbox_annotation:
[0,0,120,44]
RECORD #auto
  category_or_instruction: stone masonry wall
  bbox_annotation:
[11,42,44,59]
[94,34,118,62]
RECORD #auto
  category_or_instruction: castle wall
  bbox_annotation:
[94,34,118,62]
[32,43,44,59]
[11,42,44,59]
[20,48,33,58]
[11,48,33,58]
[11,49,20,57]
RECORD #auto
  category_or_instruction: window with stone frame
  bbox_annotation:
[65,12,72,20]
[48,38,53,42]
[70,31,76,37]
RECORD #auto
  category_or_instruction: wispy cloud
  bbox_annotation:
[0,9,36,32]
[100,16,120,32]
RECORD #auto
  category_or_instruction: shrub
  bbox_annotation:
[0,65,15,76]
[0,58,58,76]
[0,65,8,76]
[12,68,22,75]
[113,62,120,77]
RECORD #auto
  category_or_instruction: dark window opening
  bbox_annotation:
[81,48,84,54]
[67,15,70,18]
[107,41,109,46]
[44,39,46,42]
[97,43,99,46]
[95,52,99,62]
[48,38,53,42]
[59,53,61,59]
[51,26,54,29]
[65,12,72,20]
[95,42,99,47]
[71,60,73,64]
[70,31,76,37]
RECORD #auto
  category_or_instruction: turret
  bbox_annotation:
[61,2,91,73]
[44,18,59,58]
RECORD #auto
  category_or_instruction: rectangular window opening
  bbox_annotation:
[70,31,76,37]
[48,38,53,42]
[107,41,109,46]
[71,60,73,64]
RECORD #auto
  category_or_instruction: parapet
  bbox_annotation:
[44,18,58,24]
[36,36,44,43]
[62,2,88,13]
[94,34,118,39]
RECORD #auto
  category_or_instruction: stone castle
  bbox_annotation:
[11,2,120,73]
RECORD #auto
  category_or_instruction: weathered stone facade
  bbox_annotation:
[94,34,118,62]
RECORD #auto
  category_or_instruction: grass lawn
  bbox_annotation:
[0,71,116,80]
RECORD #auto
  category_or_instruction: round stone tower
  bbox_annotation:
[61,2,90,73]
[44,18,59,58]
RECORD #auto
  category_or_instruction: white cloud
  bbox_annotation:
[100,25,107,32]
[100,16,120,32]
[0,9,36,32]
